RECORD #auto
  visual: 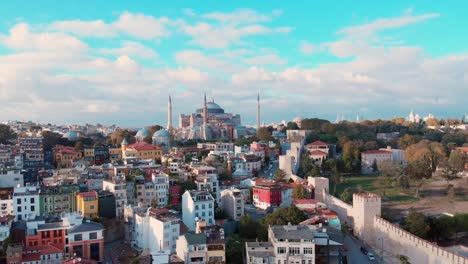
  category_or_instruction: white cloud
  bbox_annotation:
[182,22,292,48]
[338,13,440,39]
[100,41,158,59]
[202,9,271,24]
[300,41,318,55]
[175,50,241,73]
[49,19,116,37]
[1,23,88,52]
[113,11,170,39]
[244,54,287,66]
[48,11,170,39]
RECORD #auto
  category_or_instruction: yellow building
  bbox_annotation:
[76,191,98,218]
[121,140,163,161]
[53,145,82,168]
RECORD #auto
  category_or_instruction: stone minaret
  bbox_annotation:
[203,93,208,140]
[167,95,173,132]
[257,93,260,133]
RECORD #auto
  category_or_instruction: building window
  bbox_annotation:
[74,234,82,241]
[89,232,97,239]
[303,248,313,254]
[289,247,300,255]
[17,198,21,205]
[90,205,95,210]
[277,247,286,254]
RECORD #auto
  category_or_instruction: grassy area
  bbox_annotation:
[333,176,419,203]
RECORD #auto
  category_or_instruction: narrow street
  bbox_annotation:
[343,235,382,264]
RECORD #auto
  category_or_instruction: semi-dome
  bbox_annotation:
[63,131,79,141]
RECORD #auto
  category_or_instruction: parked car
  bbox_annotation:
[367,253,375,261]
[360,247,368,255]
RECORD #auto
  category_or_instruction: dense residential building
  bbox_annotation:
[66,218,105,262]
[0,169,24,188]
[195,175,220,204]
[97,190,116,219]
[176,222,226,264]
[6,243,64,264]
[182,190,215,231]
[13,186,40,221]
[220,188,244,221]
[133,208,180,254]
[17,137,44,170]
[252,179,281,210]
[53,146,83,168]
[134,172,169,207]
[0,188,14,217]
[197,142,235,152]
[83,145,110,165]
[103,174,128,217]
[245,224,342,264]
[306,141,330,155]
[233,154,262,174]
[121,140,163,161]
[75,191,98,218]
[39,184,79,216]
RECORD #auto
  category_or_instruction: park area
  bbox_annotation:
[333,174,468,222]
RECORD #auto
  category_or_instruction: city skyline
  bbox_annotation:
[1,1,467,126]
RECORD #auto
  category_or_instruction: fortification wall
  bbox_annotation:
[373,216,467,264]
[323,193,353,225]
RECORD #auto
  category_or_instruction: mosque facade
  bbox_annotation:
[173,94,258,140]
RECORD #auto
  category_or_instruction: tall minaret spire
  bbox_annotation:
[257,92,260,134]
[203,93,208,140]
[167,95,173,132]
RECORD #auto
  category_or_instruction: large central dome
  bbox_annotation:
[196,101,225,114]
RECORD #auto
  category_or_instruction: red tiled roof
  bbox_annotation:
[362,150,392,154]
[127,142,162,151]
[309,150,327,156]
[78,191,97,197]
[308,140,328,146]
[456,147,468,153]
[293,199,318,205]
[54,145,80,155]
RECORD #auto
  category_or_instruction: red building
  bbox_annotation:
[25,222,67,249]
[169,181,181,205]
[252,179,282,210]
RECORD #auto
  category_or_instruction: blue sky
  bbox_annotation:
[0,1,467,127]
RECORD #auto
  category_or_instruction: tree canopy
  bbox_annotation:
[0,124,16,144]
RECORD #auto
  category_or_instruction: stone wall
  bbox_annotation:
[373,216,467,264]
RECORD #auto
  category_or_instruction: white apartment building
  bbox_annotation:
[151,172,169,206]
[246,224,342,264]
[220,188,244,221]
[195,175,220,204]
[197,142,234,152]
[133,208,180,254]
[0,192,13,217]
[176,224,226,264]
[102,175,127,217]
[0,169,24,188]
[182,190,215,231]
[234,154,262,173]
[13,186,40,221]
[379,146,407,166]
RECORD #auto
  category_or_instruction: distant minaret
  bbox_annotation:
[203,93,208,140]
[167,96,173,132]
[257,93,260,133]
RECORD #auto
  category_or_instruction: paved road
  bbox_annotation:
[344,235,381,264]
[259,160,279,178]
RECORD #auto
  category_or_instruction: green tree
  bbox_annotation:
[143,135,153,144]
[448,149,467,173]
[292,184,309,199]
[0,124,15,144]
[340,188,352,203]
[375,175,393,197]
[258,206,308,240]
[397,255,411,264]
[404,210,430,239]
[274,169,287,182]
[239,215,259,239]
[398,134,422,149]
[286,122,299,130]
[257,127,273,142]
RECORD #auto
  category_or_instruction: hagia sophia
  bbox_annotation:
[134,94,259,146]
